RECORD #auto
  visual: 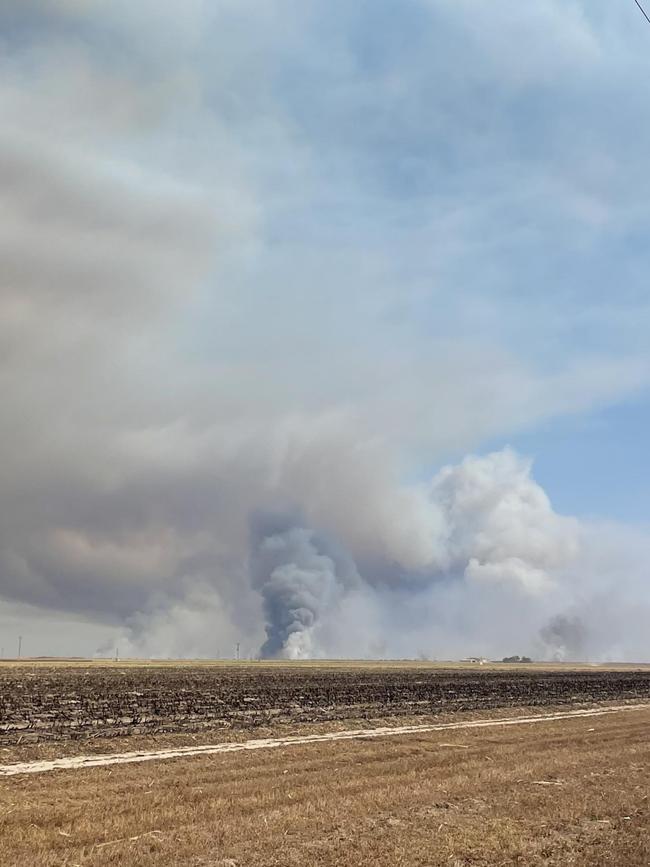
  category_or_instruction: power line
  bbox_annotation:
[635,0,650,26]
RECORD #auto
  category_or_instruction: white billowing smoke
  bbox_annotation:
[428,449,580,595]
[249,449,584,659]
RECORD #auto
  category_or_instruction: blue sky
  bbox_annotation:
[183,0,650,523]
[498,397,650,522]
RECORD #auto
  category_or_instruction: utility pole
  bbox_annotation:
[18,635,22,658]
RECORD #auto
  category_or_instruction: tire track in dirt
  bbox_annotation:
[1,703,647,777]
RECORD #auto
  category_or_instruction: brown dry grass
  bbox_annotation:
[1,707,648,866]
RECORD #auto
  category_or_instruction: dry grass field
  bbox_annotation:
[1,661,648,865]
[0,704,648,866]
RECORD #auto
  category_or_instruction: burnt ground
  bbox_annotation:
[1,664,648,745]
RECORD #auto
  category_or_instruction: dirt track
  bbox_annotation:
[1,702,647,777]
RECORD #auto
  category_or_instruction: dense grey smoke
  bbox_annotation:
[250,515,360,658]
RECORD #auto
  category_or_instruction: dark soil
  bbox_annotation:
[1,665,648,745]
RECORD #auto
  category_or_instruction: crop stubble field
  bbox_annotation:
[1,661,649,747]
[1,661,649,866]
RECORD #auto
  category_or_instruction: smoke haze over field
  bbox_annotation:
[1,1,650,661]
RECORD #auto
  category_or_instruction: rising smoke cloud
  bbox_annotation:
[250,515,361,659]
[1,2,650,661]
[241,449,644,661]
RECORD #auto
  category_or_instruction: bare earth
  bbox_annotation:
[1,703,648,866]
[2,660,649,748]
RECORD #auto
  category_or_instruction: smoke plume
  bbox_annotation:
[1,1,650,662]
[250,515,360,659]
[234,449,645,661]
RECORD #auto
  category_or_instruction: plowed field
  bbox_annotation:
[1,663,648,745]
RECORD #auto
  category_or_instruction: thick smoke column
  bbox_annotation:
[250,515,360,659]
